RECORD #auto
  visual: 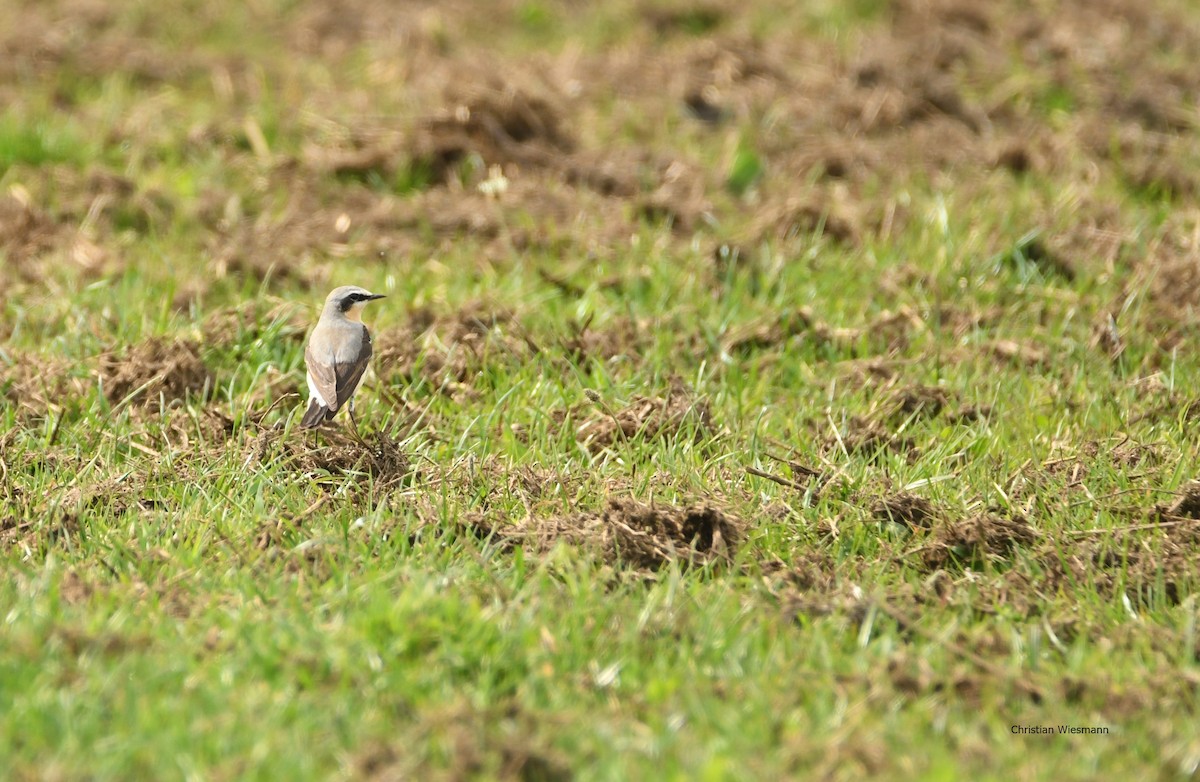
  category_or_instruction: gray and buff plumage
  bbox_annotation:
[300,285,386,429]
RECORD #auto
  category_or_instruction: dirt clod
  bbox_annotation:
[471,498,740,572]
[888,385,951,421]
[986,339,1047,368]
[874,494,938,529]
[375,304,528,398]
[922,514,1038,571]
[1,352,89,418]
[1159,481,1200,520]
[0,195,68,276]
[99,338,213,411]
[250,428,411,494]
[573,383,712,453]
[830,416,915,460]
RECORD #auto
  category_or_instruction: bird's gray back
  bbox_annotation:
[311,318,370,364]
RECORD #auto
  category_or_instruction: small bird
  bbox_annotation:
[300,285,386,429]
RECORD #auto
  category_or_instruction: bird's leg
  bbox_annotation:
[348,399,368,448]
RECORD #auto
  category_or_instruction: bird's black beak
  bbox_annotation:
[366,294,387,301]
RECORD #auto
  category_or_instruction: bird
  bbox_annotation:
[300,285,386,430]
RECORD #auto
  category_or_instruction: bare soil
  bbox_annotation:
[470,497,741,572]
[99,338,213,412]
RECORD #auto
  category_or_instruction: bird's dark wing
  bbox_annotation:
[305,340,339,411]
[332,327,372,409]
[300,397,331,428]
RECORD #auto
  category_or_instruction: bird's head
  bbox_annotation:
[325,285,386,321]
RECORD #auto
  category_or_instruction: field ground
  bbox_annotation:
[3,0,1200,778]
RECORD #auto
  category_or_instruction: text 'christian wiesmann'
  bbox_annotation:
[1011,725,1110,735]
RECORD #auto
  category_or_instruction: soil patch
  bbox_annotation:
[0,351,90,419]
[1037,437,1160,488]
[555,316,649,367]
[375,304,531,398]
[571,382,713,454]
[248,427,412,495]
[201,300,309,352]
[724,306,923,357]
[135,407,237,450]
[1157,480,1200,521]
[412,74,575,179]
[886,385,953,422]
[469,497,741,572]
[827,415,916,461]
[1113,212,1200,361]
[305,67,653,204]
[0,194,70,279]
[4,472,155,552]
[1031,504,1200,609]
[874,493,939,530]
[985,339,1048,368]
[352,699,574,782]
[921,513,1038,572]
[99,338,213,412]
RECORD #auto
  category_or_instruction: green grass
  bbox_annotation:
[0,114,95,170]
[3,0,1200,779]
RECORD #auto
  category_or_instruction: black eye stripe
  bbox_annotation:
[337,291,373,311]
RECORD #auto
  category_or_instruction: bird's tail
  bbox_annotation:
[300,399,332,428]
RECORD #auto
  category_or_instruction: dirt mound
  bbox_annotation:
[1157,481,1200,520]
[1111,212,1200,359]
[0,1,193,87]
[98,338,213,412]
[302,70,577,184]
[459,457,578,509]
[0,168,177,287]
[471,497,741,572]
[761,550,839,594]
[985,339,1047,368]
[874,493,939,530]
[0,194,67,276]
[0,351,90,419]
[887,385,952,421]
[5,472,157,551]
[750,195,861,246]
[1031,502,1200,608]
[249,427,411,493]
[0,190,113,284]
[556,316,648,367]
[142,407,237,450]
[571,382,713,454]
[352,698,574,782]
[827,415,916,461]
[413,75,575,178]
[921,513,1038,571]
[38,166,172,237]
[375,304,530,398]
[304,69,649,203]
[204,211,329,288]
[724,306,924,357]
[58,474,147,517]
[201,300,309,351]
[1041,438,1159,482]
